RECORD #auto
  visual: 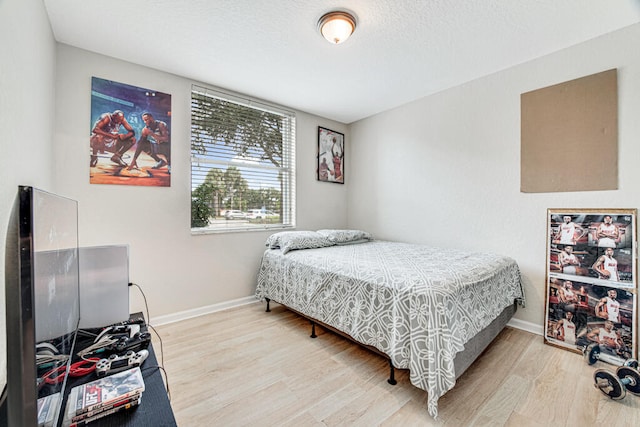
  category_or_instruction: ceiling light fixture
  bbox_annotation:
[318,11,357,44]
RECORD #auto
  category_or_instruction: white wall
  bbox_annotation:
[0,0,57,398]
[53,44,348,321]
[348,23,640,330]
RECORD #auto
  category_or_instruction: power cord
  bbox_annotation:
[129,282,171,402]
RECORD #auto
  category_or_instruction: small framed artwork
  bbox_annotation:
[544,208,637,366]
[317,126,344,184]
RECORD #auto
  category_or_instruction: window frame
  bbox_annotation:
[190,85,296,234]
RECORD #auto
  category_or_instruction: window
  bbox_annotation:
[190,85,296,233]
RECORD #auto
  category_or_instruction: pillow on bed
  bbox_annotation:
[265,231,301,248]
[265,231,334,254]
[316,229,373,245]
[265,232,285,248]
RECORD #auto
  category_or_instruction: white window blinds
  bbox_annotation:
[190,85,296,233]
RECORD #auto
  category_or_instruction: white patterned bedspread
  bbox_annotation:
[255,240,524,417]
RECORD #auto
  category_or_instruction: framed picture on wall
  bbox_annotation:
[90,76,172,187]
[544,208,637,366]
[317,126,344,184]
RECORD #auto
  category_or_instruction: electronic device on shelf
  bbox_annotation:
[94,324,141,343]
[78,325,150,358]
[79,245,130,329]
[95,350,149,377]
[113,332,152,353]
[2,186,81,427]
[1,186,133,427]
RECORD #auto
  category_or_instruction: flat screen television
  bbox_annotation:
[2,186,81,427]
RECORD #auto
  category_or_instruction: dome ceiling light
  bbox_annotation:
[318,11,357,44]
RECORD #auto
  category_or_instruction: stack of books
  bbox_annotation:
[62,367,145,426]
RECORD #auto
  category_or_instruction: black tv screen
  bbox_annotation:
[2,186,81,427]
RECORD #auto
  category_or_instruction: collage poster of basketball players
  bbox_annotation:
[90,77,172,187]
[544,209,637,365]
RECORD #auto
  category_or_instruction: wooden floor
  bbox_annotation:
[153,302,639,426]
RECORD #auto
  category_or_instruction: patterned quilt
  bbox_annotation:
[255,240,524,417]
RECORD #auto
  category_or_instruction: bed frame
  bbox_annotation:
[264,297,517,385]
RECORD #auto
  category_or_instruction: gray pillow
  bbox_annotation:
[316,229,373,245]
[265,231,334,254]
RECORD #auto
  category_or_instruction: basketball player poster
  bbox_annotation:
[317,126,344,184]
[544,208,637,365]
[90,77,172,186]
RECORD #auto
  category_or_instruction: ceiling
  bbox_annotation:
[43,0,640,124]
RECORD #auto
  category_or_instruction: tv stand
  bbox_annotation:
[65,313,177,426]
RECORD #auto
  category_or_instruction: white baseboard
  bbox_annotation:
[507,317,543,336]
[150,296,259,326]
[150,296,545,337]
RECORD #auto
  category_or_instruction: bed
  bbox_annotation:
[255,230,525,417]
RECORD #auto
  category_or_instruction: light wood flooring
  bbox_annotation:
[153,302,639,426]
